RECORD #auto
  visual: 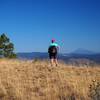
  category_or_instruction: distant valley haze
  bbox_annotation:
[17,48,100,64]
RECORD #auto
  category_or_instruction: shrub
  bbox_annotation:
[89,80,100,100]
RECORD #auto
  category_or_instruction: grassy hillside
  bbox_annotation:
[0,59,100,100]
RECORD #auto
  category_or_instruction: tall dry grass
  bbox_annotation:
[0,59,100,100]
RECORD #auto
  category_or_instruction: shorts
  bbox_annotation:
[49,53,57,59]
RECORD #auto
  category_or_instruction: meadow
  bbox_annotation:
[0,59,100,100]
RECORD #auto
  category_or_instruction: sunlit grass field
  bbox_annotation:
[0,59,100,100]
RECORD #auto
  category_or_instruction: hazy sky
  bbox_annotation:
[0,0,100,53]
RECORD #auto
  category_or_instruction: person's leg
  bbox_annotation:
[50,58,54,66]
[54,59,58,66]
[54,53,58,66]
[49,54,52,66]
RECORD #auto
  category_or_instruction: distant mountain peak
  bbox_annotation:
[71,48,95,55]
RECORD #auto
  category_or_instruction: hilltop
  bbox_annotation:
[0,59,100,100]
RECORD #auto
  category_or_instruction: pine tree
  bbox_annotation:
[0,33,17,58]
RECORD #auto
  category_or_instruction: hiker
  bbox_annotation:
[48,39,59,66]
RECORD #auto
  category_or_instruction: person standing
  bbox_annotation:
[48,39,59,66]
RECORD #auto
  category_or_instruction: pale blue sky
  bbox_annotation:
[0,0,100,53]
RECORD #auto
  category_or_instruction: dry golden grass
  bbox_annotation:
[0,59,100,100]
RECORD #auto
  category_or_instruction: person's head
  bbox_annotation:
[51,39,55,43]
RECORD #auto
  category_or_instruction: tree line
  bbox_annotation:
[0,33,17,58]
